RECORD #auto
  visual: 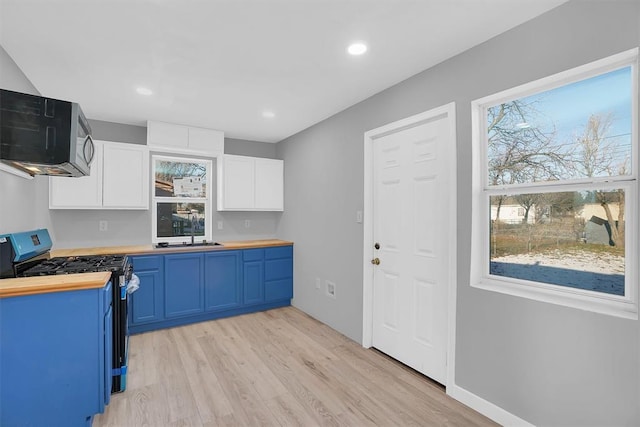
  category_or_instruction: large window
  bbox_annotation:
[151,155,212,244]
[471,49,638,318]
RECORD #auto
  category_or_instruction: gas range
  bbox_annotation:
[21,255,128,277]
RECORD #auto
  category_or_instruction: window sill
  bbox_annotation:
[472,276,638,320]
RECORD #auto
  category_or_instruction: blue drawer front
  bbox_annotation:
[265,258,293,281]
[243,249,264,261]
[265,245,293,260]
[131,255,163,271]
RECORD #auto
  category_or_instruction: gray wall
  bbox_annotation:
[276,1,640,425]
[0,45,43,235]
[225,137,277,158]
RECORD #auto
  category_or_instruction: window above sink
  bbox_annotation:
[151,155,213,244]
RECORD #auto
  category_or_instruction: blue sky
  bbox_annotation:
[522,66,632,145]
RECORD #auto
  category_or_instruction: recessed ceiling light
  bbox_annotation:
[136,87,153,96]
[262,111,275,119]
[347,42,367,56]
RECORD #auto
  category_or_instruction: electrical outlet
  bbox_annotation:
[326,280,336,299]
[99,220,108,232]
[315,277,321,290]
[245,219,251,228]
[217,221,224,230]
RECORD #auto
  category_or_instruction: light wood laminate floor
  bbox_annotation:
[94,307,496,426]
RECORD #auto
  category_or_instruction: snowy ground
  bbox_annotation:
[490,249,625,296]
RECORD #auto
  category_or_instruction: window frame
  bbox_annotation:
[471,48,639,319]
[151,154,213,244]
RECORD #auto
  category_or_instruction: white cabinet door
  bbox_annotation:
[255,158,283,210]
[49,142,103,209]
[147,121,188,150]
[188,127,224,155]
[102,142,149,209]
[217,155,284,211]
[49,141,149,210]
[147,121,224,157]
[220,155,255,209]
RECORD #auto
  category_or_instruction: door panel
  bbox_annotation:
[372,113,451,384]
[165,254,204,318]
[204,252,241,312]
[244,261,264,305]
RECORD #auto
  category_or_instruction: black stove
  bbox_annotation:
[21,255,128,276]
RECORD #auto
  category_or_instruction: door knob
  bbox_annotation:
[371,258,380,265]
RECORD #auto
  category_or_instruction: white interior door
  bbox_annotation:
[371,112,452,384]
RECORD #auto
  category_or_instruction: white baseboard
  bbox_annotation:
[447,383,534,427]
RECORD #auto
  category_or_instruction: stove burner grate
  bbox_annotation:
[20,254,128,277]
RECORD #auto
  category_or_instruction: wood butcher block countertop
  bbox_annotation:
[50,239,293,257]
[0,272,112,298]
[1,240,292,298]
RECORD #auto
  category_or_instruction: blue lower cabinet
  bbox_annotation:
[0,281,112,426]
[129,255,164,326]
[243,249,265,305]
[205,251,242,311]
[264,246,293,302]
[128,245,293,334]
[165,253,205,318]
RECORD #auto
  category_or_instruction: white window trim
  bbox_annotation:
[151,154,213,244]
[471,48,639,320]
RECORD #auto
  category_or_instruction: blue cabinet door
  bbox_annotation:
[165,253,205,318]
[130,255,164,325]
[243,249,265,305]
[0,284,109,426]
[204,251,241,312]
[244,261,264,305]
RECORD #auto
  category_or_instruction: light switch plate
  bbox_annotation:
[356,210,363,223]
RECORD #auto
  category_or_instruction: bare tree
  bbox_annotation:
[572,113,627,247]
[515,193,540,224]
[487,100,565,221]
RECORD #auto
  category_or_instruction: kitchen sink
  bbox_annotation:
[155,241,222,249]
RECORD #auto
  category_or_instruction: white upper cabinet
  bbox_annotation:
[255,158,284,210]
[221,155,255,209]
[49,140,149,210]
[102,142,149,209]
[147,120,224,157]
[217,155,284,211]
[49,142,103,209]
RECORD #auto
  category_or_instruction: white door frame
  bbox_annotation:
[362,102,457,387]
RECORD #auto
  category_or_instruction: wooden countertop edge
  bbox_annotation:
[50,239,294,257]
[2,240,294,298]
[0,272,111,298]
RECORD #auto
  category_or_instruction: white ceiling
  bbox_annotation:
[0,0,567,143]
